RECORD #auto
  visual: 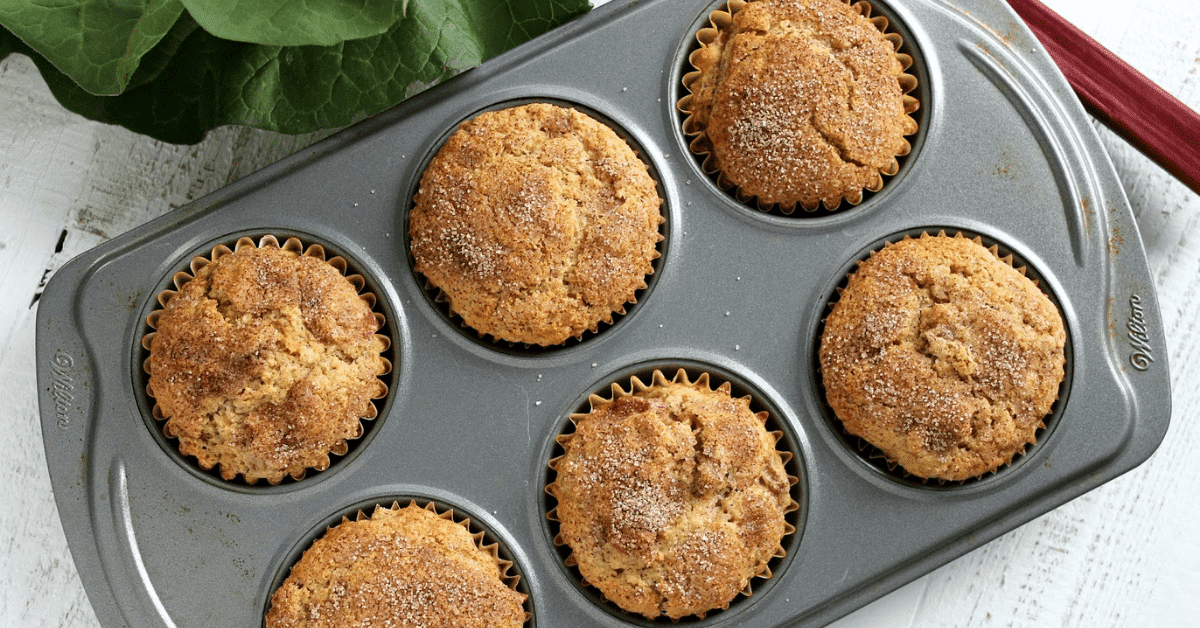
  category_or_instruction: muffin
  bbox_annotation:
[547,369,796,620]
[409,102,664,346]
[818,233,1067,481]
[145,236,389,484]
[680,0,919,212]
[266,501,527,628]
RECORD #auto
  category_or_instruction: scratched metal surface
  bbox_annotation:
[11,0,1187,626]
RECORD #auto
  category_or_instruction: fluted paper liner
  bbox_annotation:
[546,368,799,621]
[266,500,530,627]
[817,231,1069,484]
[141,235,392,485]
[409,102,666,350]
[678,0,921,214]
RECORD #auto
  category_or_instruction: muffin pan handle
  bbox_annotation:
[35,260,118,625]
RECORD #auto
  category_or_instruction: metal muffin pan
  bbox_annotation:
[35,0,1172,626]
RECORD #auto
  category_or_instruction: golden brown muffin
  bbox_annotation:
[819,233,1067,481]
[146,236,389,484]
[680,0,919,212]
[267,501,527,628]
[410,102,664,346]
[547,370,796,620]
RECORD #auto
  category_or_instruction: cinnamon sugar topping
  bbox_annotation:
[818,234,1067,481]
[681,0,919,212]
[410,103,664,346]
[548,370,796,620]
[267,502,525,628]
[146,237,389,484]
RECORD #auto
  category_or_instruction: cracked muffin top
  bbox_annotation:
[409,102,664,346]
[681,0,918,212]
[267,502,526,628]
[147,238,389,484]
[547,370,795,620]
[818,234,1066,481]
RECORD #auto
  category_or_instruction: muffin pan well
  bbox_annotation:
[810,227,1074,490]
[133,232,399,489]
[677,0,925,215]
[261,496,534,624]
[542,361,806,625]
[36,0,1170,626]
[403,98,670,355]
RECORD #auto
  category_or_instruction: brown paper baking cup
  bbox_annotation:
[141,235,392,486]
[408,100,667,352]
[815,230,1071,485]
[545,367,800,622]
[678,0,921,214]
[265,499,530,628]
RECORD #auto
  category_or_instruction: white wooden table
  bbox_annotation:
[3,1,1197,626]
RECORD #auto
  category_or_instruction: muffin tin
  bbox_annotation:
[35,0,1172,626]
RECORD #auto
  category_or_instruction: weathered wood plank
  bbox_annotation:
[0,51,325,628]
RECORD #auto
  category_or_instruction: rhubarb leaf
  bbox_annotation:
[179,0,406,47]
[0,0,185,95]
[4,0,591,143]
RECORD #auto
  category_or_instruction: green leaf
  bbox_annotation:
[122,8,202,91]
[0,0,185,95]
[1,23,14,59]
[179,0,405,47]
[14,0,591,144]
